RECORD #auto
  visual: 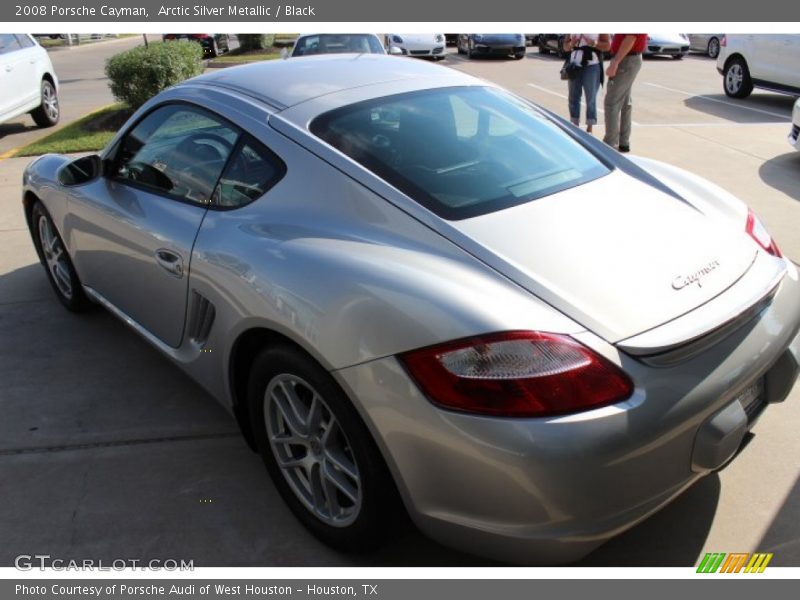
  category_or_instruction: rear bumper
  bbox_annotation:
[334,262,800,564]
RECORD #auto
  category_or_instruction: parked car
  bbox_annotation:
[717,34,800,98]
[385,34,446,60]
[162,34,230,58]
[290,33,385,57]
[0,34,59,128]
[688,34,724,58]
[644,33,690,59]
[536,34,567,57]
[444,34,458,46]
[22,55,800,565]
[457,34,526,59]
[789,97,800,151]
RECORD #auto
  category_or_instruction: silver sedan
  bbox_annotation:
[22,55,800,564]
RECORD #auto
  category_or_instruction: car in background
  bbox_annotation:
[457,34,526,59]
[444,34,458,46]
[21,54,800,565]
[789,98,800,151]
[688,34,724,59]
[717,34,800,98]
[0,34,59,128]
[536,34,567,57]
[162,34,230,58]
[290,33,385,57]
[644,34,690,59]
[385,34,446,60]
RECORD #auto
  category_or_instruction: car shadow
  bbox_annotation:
[682,93,794,124]
[0,122,39,140]
[759,151,800,201]
[756,473,800,565]
[573,474,721,566]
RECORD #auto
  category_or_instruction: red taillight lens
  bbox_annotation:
[746,208,782,257]
[721,36,727,47]
[399,331,633,418]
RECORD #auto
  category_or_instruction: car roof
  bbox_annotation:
[184,53,479,111]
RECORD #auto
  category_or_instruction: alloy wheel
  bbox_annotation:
[37,214,72,300]
[265,374,362,527]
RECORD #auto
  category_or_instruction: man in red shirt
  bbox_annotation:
[603,34,648,152]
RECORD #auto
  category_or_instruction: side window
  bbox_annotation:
[213,137,286,208]
[113,104,239,205]
[15,35,36,49]
[0,34,23,55]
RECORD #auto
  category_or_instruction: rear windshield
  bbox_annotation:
[311,87,610,220]
[292,34,384,56]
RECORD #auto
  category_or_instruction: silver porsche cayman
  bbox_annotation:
[22,54,800,564]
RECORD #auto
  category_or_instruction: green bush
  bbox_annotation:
[237,34,276,51]
[105,41,203,109]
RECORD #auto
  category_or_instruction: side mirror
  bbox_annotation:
[388,46,403,56]
[280,47,289,59]
[58,154,104,186]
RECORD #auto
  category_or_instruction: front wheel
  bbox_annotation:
[31,202,90,311]
[723,56,754,98]
[514,51,525,60]
[248,345,401,551]
[30,79,59,128]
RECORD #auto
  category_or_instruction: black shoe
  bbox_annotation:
[618,145,630,153]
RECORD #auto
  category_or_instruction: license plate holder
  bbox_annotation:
[736,377,765,421]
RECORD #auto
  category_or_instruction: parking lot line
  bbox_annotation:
[643,82,791,119]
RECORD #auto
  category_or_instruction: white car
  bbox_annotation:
[717,34,800,98]
[385,34,446,60]
[644,33,690,59]
[790,97,800,151]
[0,34,59,127]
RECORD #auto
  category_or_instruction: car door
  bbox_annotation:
[0,34,28,118]
[67,103,240,347]
[13,35,43,107]
[775,34,800,88]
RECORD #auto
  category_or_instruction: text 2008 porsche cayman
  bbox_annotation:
[22,55,800,564]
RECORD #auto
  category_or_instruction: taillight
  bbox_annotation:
[721,36,727,47]
[399,331,633,418]
[746,208,782,257]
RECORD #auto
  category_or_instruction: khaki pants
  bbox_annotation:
[603,54,643,148]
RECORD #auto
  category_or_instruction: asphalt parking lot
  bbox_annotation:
[0,44,799,568]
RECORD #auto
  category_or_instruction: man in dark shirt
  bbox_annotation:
[603,34,648,153]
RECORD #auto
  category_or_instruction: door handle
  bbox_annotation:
[154,249,184,278]
[5,65,12,72]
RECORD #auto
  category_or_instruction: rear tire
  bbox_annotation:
[723,56,754,98]
[248,345,401,552]
[707,37,720,59]
[514,51,525,60]
[30,201,90,312]
[30,79,59,128]
[538,35,549,54]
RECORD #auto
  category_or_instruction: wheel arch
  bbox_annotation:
[723,52,747,72]
[41,71,56,89]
